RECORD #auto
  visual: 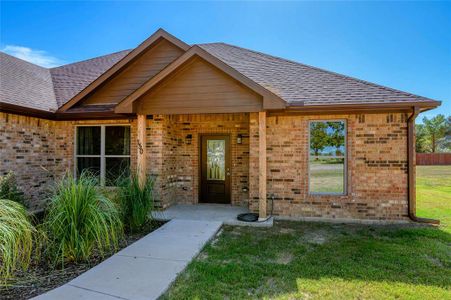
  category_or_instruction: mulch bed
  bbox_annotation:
[1,221,165,300]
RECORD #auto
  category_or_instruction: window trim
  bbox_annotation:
[308,119,347,196]
[74,124,131,186]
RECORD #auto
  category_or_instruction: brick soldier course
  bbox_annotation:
[0,29,440,222]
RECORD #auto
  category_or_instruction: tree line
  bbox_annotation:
[416,114,450,153]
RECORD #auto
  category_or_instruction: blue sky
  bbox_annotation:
[1,1,450,119]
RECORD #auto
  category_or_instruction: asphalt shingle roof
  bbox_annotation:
[0,39,437,113]
[50,50,130,107]
[198,43,436,106]
[0,50,130,112]
[0,52,57,112]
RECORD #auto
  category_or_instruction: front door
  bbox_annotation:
[200,135,231,204]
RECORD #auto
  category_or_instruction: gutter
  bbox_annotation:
[407,106,440,224]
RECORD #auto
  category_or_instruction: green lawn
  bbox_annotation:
[416,166,451,232]
[164,166,451,299]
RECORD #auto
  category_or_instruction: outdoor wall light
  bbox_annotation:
[185,134,192,145]
[237,134,243,144]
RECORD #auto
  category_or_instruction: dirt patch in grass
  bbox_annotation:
[280,227,296,234]
[275,252,294,265]
[197,252,209,261]
[250,277,278,296]
[302,229,330,244]
[1,221,165,300]
[425,255,444,268]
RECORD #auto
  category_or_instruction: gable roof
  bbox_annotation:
[58,28,190,112]
[0,50,130,113]
[0,29,441,117]
[115,45,286,113]
[198,43,438,107]
[50,50,131,107]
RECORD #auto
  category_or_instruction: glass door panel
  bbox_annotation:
[207,140,225,180]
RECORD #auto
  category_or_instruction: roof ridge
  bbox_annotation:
[50,49,132,70]
[216,42,436,102]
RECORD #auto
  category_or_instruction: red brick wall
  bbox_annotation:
[0,113,136,209]
[249,112,409,221]
[1,111,410,221]
[147,113,250,207]
[0,113,70,209]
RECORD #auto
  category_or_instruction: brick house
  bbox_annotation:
[0,29,440,223]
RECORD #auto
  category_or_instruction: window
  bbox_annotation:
[76,125,130,186]
[309,120,346,194]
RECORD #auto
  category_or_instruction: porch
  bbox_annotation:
[136,112,269,220]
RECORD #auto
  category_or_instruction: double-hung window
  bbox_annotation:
[75,125,131,186]
[309,120,346,195]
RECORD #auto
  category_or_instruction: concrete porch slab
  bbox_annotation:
[152,204,273,227]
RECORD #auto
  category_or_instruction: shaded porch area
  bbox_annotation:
[152,204,273,227]
[135,112,270,220]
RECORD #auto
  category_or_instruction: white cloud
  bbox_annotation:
[2,45,64,68]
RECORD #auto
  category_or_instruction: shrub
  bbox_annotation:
[43,173,123,266]
[0,172,25,206]
[0,199,35,280]
[117,174,154,232]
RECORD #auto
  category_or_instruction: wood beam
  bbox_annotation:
[258,111,267,219]
[137,114,147,188]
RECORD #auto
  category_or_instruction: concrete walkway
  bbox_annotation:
[152,204,273,227]
[34,219,222,300]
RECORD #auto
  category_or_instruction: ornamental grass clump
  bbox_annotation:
[0,199,35,280]
[117,174,154,232]
[0,172,25,206]
[44,173,123,266]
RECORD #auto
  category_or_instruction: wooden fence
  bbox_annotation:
[416,153,451,165]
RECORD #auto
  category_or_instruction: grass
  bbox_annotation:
[164,166,451,299]
[44,173,123,266]
[0,200,36,281]
[116,174,154,233]
[416,166,451,232]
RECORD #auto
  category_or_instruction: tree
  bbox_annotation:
[446,116,451,136]
[310,122,328,157]
[436,116,451,153]
[327,122,345,156]
[415,123,430,153]
[423,114,447,153]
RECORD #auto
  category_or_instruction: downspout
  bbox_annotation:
[407,107,439,224]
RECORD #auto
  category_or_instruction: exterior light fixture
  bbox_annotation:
[185,134,192,145]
